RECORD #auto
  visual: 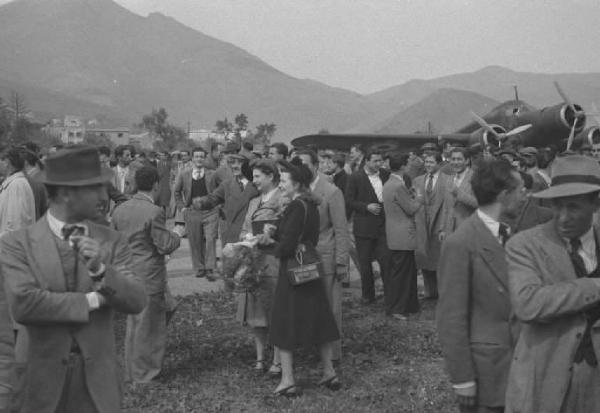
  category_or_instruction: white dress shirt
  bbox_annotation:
[453,168,470,188]
[365,168,383,202]
[115,165,129,192]
[565,227,597,274]
[192,167,205,181]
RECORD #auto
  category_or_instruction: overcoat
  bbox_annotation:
[414,172,449,270]
[198,176,258,244]
[436,213,520,407]
[0,216,146,413]
[505,221,600,413]
[382,174,420,251]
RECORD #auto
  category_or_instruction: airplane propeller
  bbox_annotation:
[566,117,580,152]
[554,81,586,119]
[469,111,532,147]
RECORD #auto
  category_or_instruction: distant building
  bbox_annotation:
[86,128,130,146]
[43,116,85,144]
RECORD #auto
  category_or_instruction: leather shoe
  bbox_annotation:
[195,269,206,278]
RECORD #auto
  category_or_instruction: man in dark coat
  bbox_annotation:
[437,159,524,413]
[345,147,390,304]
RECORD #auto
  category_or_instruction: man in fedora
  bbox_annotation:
[0,146,147,413]
[505,154,600,413]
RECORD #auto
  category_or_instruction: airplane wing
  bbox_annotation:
[291,133,472,151]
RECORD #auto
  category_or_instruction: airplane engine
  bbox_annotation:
[573,126,600,149]
[507,103,586,148]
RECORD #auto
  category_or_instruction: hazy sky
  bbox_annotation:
[5,0,600,94]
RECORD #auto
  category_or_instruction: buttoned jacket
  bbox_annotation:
[382,174,421,251]
[505,221,600,413]
[0,216,146,413]
[436,213,520,407]
[112,194,181,294]
[312,173,350,274]
[345,168,390,238]
[173,168,216,209]
[414,171,450,269]
[440,168,477,234]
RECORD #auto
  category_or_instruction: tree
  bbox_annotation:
[138,108,186,152]
[234,113,248,131]
[215,118,233,133]
[254,123,277,144]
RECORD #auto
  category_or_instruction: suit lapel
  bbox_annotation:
[29,217,67,291]
[360,170,378,202]
[184,170,192,203]
[472,215,509,290]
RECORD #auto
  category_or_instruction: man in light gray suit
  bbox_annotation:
[298,150,350,361]
[382,153,422,320]
[440,147,477,239]
[437,159,523,413]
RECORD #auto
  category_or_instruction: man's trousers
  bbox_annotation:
[184,209,218,273]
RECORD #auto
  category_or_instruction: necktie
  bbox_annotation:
[62,224,85,242]
[426,174,434,194]
[237,177,244,192]
[569,238,587,278]
[498,223,510,246]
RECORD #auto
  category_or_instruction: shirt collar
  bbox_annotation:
[364,167,379,177]
[46,210,88,240]
[476,208,500,238]
[391,173,405,184]
[564,227,595,253]
[310,174,320,191]
[262,187,278,203]
[0,171,25,190]
[135,192,155,204]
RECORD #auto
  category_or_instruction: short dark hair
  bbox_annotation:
[332,153,345,168]
[350,144,365,155]
[279,158,313,189]
[296,149,318,166]
[135,166,159,191]
[97,146,111,157]
[270,142,288,158]
[191,147,207,156]
[471,159,520,206]
[115,145,134,158]
[365,147,384,161]
[423,152,443,164]
[1,147,24,171]
[251,159,280,184]
[18,146,38,167]
[449,147,470,159]
[388,152,410,172]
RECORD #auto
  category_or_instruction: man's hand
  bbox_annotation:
[366,203,382,215]
[192,197,205,210]
[454,383,477,407]
[71,236,103,273]
[172,224,185,237]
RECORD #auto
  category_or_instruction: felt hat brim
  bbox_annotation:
[40,168,114,187]
[533,183,600,199]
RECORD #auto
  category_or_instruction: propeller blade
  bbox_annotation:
[566,117,579,152]
[554,81,585,118]
[469,111,500,140]
[505,124,532,137]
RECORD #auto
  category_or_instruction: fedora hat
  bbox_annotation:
[41,146,113,186]
[533,154,600,199]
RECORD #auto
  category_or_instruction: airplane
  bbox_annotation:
[291,83,589,153]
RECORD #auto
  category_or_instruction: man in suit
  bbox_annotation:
[112,145,135,195]
[437,159,524,413]
[155,152,172,211]
[112,166,183,384]
[505,155,600,413]
[440,147,478,239]
[345,147,390,304]
[174,147,219,279]
[298,150,350,360]
[414,152,450,299]
[383,153,423,320]
[194,152,258,245]
[0,146,146,413]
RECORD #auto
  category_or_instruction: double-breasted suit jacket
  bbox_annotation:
[0,217,147,413]
[505,222,600,413]
[436,213,520,408]
[345,168,390,239]
[312,173,350,274]
[440,168,477,234]
[197,176,259,244]
[414,172,450,269]
[382,174,421,251]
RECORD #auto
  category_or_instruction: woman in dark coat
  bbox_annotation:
[258,159,340,397]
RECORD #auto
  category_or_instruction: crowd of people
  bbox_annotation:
[0,135,598,411]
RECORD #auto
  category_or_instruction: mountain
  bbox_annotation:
[0,0,376,139]
[373,89,499,134]
[369,66,600,113]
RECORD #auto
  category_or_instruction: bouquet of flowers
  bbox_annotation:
[221,238,267,292]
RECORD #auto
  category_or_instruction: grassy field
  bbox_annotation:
[117,290,456,413]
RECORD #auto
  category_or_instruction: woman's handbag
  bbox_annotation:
[286,199,324,286]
